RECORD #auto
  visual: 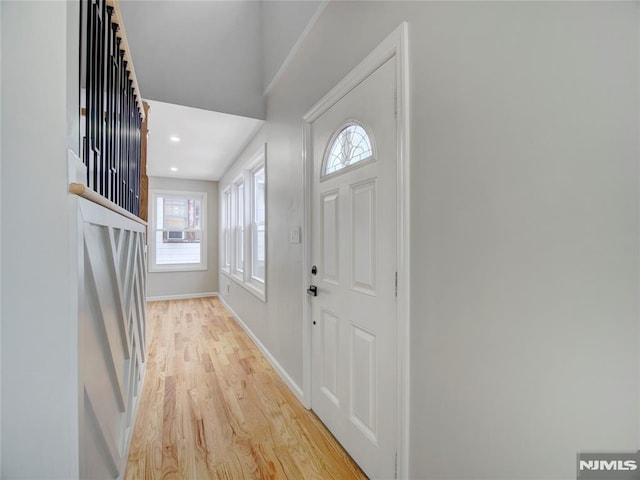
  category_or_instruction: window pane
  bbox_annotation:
[225,192,231,230]
[153,193,203,267]
[224,191,231,268]
[252,224,265,281]
[252,166,265,282]
[253,167,265,224]
[161,197,201,233]
[236,183,244,272]
[237,226,244,271]
[324,123,373,176]
[238,184,244,226]
[156,197,164,229]
[155,229,202,265]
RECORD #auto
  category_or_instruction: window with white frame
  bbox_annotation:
[221,147,266,301]
[251,164,266,283]
[150,190,207,272]
[234,178,245,276]
[222,187,231,272]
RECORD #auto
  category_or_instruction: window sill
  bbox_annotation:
[222,270,266,303]
[150,264,207,273]
[231,272,244,284]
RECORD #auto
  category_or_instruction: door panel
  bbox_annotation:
[351,180,377,295]
[311,56,397,479]
[321,308,340,406]
[351,324,377,440]
[321,191,340,285]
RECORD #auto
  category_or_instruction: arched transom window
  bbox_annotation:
[323,122,374,177]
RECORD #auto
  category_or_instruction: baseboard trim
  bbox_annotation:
[217,296,305,403]
[146,292,218,302]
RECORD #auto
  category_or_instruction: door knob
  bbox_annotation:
[307,285,318,296]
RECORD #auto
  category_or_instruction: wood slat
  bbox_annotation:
[84,224,128,411]
[106,226,132,361]
[84,387,122,477]
[125,298,367,479]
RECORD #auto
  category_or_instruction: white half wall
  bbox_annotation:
[220,2,639,479]
[147,176,219,299]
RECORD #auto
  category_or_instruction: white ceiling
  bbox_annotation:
[120,1,323,119]
[145,100,264,181]
[120,0,265,119]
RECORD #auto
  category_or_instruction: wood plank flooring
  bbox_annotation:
[125,297,367,479]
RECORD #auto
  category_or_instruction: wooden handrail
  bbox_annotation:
[139,101,150,222]
[70,183,147,226]
[106,0,145,121]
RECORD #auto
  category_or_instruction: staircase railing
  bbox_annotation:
[75,2,148,477]
[80,0,147,218]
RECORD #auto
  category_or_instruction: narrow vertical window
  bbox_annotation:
[235,181,245,274]
[220,145,266,301]
[251,165,266,283]
[223,187,231,271]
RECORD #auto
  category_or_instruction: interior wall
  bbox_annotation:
[261,0,323,93]
[637,3,640,451]
[147,176,219,299]
[1,1,79,477]
[0,2,3,474]
[220,2,639,479]
[406,3,638,477]
[219,128,308,388]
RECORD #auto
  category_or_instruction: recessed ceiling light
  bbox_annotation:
[170,136,180,143]
[170,167,178,172]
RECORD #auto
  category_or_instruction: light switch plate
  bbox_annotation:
[289,227,301,244]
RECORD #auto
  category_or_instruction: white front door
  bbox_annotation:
[310,56,397,479]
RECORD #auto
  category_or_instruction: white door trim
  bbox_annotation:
[301,22,410,479]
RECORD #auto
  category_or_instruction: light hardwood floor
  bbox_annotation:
[125,297,367,479]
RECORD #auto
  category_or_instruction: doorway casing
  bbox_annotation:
[301,22,411,479]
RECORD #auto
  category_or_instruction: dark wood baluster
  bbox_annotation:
[114,37,122,207]
[96,0,105,197]
[81,0,143,215]
[106,6,116,204]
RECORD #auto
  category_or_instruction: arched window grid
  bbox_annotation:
[321,121,375,179]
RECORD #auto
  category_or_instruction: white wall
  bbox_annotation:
[0,2,3,474]
[406,3,638,477]
[261,0,323,94]
[219,127,307,389]
[220,2,639,479]
[147,176,219,299]
[1,1,79,478]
